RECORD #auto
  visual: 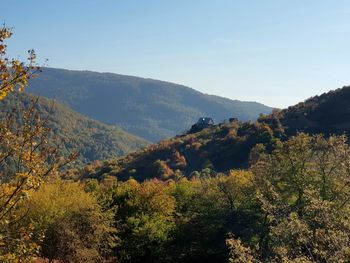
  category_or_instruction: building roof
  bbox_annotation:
[197,117,214,125]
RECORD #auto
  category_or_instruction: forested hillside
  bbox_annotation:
[76,120,275,181]
[78,86,350,182]
[27,67,272,142]
[0,93,148,165]
[260,85,350,136]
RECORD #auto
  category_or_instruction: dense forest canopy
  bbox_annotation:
[7,133,350,262]
[0,92,148,165]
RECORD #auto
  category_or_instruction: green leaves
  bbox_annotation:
[252,133,350,262]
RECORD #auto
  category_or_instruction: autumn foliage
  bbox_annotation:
[1,26,350,263]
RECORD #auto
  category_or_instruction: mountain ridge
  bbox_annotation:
[27,67,273,142]
[44,67,268,104]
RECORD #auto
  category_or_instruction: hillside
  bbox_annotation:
[260,86,350,136]
[75,120,276,181]
[77,86,350,181]
[0,93,149,165]
[27,67,272,142]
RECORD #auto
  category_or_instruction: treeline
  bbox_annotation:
[3,133,350,262]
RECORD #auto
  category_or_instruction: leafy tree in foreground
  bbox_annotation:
[23,178,116,262]
[0,26,75,261]
[251,133,350,262]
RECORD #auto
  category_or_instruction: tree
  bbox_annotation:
[104,179,176,263]
[23,179,116,262]
[251,133,350,261]
[169,173,254,263]
[0,26,75,261]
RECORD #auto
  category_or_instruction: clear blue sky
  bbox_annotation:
[3,0,350,107]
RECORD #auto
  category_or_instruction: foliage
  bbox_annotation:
[4,23,350,263]
[80,133,350,263]
[102,179,176,263]
[1,132,346,262]
[81,85,350,183]
[0,92,149,165]
[79,120,279,181]
[0,26,38,100]
[0,101,74,261]
[226,235,257,263]
[258,85,350,137]
[0,26,73,261]
[251,133,350,261]
[23,178,116,262]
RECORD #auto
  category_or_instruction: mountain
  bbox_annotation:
[0,93,149,165]
[27,67,273,142]
[77,86,350,181]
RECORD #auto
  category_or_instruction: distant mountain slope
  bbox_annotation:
[77,86,350,182]
[27,67,272,142]
[0,93,149,165]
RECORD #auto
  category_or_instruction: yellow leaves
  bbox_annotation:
[0,90,7,100]
[15,172,43,190]
[21,178,115,262]
[0,26,69,261]
[0,224,41,262]
[227,170,253,186]
[125,178,140,188]
[0,72,10,80]
[0,97,75,260]
[0,26,12,41]
[0,26,38,101]
[17,83,25,93]
[27,179,98,226]
[213,170,256,211]
[226,235,257,263]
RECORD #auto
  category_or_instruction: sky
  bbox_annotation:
[2,0,350,108]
